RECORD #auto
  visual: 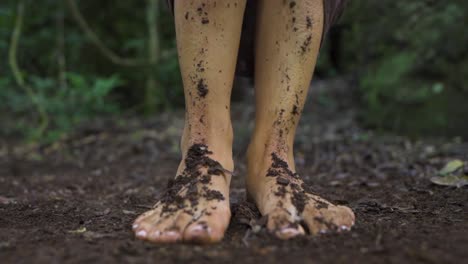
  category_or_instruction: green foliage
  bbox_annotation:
[339,0,468,137]
[0,0,180,142]
[156,49,184,108]
[0,73,121,142]
[1,0,467,141]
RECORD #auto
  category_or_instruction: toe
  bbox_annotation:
[134,208,183,243]
[133,208,162,240]
[266,207,305,240]
[175,211,195,233]
[184,222,214,243]
[302,204,355,235]
[147,214,184,243]
[183,206,230,243]
[153,229,182,243]
[301,203,332,234]
[302,213,329,235]
[335,205,355,230]
[275,225,305,240]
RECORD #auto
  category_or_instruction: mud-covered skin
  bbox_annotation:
[134,0,352,243]
[133,0,246,244]
[159,144,226,213]
[133,144,232,243]
[248,152,355,239]
[247,0,354,239]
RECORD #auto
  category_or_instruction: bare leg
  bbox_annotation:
[133,0,246,243]
[247,0,354,239]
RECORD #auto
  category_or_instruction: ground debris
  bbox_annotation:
[0,195,16,205]
[68,227,87,234]
[430,159,468,187]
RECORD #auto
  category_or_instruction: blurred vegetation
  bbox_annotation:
[0,0,467,142]
[333,0,468,138]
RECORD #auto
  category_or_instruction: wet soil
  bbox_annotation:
[1,78,467,263]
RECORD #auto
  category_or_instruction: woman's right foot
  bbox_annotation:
[133,143,232,244]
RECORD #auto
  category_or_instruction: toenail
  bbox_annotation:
[136,230,147,238]
[319,229,328,234]
[165,231,180,238]
[340,225,350,231]
[277,227,302,239]
[192,224,211,233]
[132,224,139,230]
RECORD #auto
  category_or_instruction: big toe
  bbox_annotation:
[147,212,193,242]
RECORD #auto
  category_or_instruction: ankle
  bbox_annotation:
[246,135,295,183]
[181,122,234,170]
[247,133,292,163]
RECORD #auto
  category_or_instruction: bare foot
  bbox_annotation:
[133,144,232,243]
[247,152,355,239]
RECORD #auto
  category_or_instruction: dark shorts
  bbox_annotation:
[166,0,347,76]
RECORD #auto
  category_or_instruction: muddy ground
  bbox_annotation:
[0,79,467,263]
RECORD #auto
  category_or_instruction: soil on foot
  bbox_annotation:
[249,152,355,239]
[133,143,231,243]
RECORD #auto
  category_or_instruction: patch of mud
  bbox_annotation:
[159,144,226,215]
[269,153,296,178]
[300,35,312,55]
[197,79,208,97]
[290,186,307,213]
[203,188,225,201]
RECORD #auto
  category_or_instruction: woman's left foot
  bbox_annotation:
[247,151,355,239]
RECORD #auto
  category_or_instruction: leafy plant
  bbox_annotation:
[0,73,121,142]
[339,0,468,137]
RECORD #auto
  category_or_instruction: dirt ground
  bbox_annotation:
[1,79,467,263]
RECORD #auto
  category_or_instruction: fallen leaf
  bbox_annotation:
[68,227,87,234]
[430,175,468,188]
[438,160,464,176]
[431,160,468,187]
